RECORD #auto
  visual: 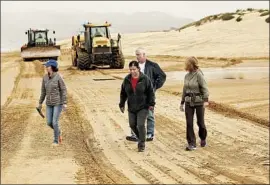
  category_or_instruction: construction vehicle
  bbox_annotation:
[21,28,61,61]
[71,22,125,70]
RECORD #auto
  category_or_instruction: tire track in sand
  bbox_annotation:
[62,95,132,184]
[1,60,32,170]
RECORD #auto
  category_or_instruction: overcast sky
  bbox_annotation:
[2,1,269,20]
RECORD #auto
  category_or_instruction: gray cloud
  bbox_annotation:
[2,1,269,20]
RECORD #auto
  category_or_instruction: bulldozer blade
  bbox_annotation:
[21,46,61,60]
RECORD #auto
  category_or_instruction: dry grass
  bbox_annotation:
[260,11,269,17]
[221,13,235,21]
[234,56,269,60]
[125,55,244,71]
[125,55,264,61]
[178,9,269,31]
[222,72,245,80]
[236,16,243,22]
[222,71,240,79]
[160,85,269,127]
[222,59,242,68]
[208,101,269,127]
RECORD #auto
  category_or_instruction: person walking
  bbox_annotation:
[119,61,155,152]
[180,56,209,151]
[38,59,67,146]
[126,47,166,142]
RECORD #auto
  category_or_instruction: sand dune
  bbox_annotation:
[121,12,269,57]
[30,11,270,59]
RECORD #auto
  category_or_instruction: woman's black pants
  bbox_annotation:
[185,104,207,146]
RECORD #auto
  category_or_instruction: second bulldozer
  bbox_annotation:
[21,28,60,61]
[71,22,125,70]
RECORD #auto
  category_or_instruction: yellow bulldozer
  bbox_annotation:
[21,28,61,61]
[71,22,125,70]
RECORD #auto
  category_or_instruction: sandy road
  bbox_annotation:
[1,60,81,184]
[64,68,269,184]
[1,58,131,184]
[1,54,269,184]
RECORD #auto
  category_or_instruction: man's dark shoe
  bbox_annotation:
[126,135,138,142]
[185,145,196,151]
[200,140,206,147]
[138,147,145,152]
[146,134,154,141]
[138,142,145,152]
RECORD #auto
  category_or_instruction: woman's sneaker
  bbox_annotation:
[185,145,196,151]
[52,142,59,147]
[146,134,154,141]
[200,140,206,147]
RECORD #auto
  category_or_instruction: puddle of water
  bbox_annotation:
[167,67,269,81]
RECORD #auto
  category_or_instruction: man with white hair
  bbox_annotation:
[126,47,166,142]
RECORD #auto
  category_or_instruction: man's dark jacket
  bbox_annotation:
[119,73,155,113]
[144,59,166,91]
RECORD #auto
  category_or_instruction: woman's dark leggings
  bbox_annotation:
[185,104,207,146]
[128,109,148,146]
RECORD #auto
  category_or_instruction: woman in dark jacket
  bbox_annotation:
[180,56,209,151]
[119,61,155,152]
[38,59,67,146]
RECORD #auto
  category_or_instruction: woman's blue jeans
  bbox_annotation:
[46,105,63,144]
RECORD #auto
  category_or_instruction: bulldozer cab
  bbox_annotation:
[35,32,47,44]
[83,22,117,54]
[91,27,109,38]
[25,29,56,46]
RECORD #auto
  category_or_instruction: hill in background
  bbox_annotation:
[1,11,193,51]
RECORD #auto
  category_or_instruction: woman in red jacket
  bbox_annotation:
[119,61,155,152]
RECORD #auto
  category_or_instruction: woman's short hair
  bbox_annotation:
[185,56,199,71]
[129,60,140,69]
[51,66,59,72]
